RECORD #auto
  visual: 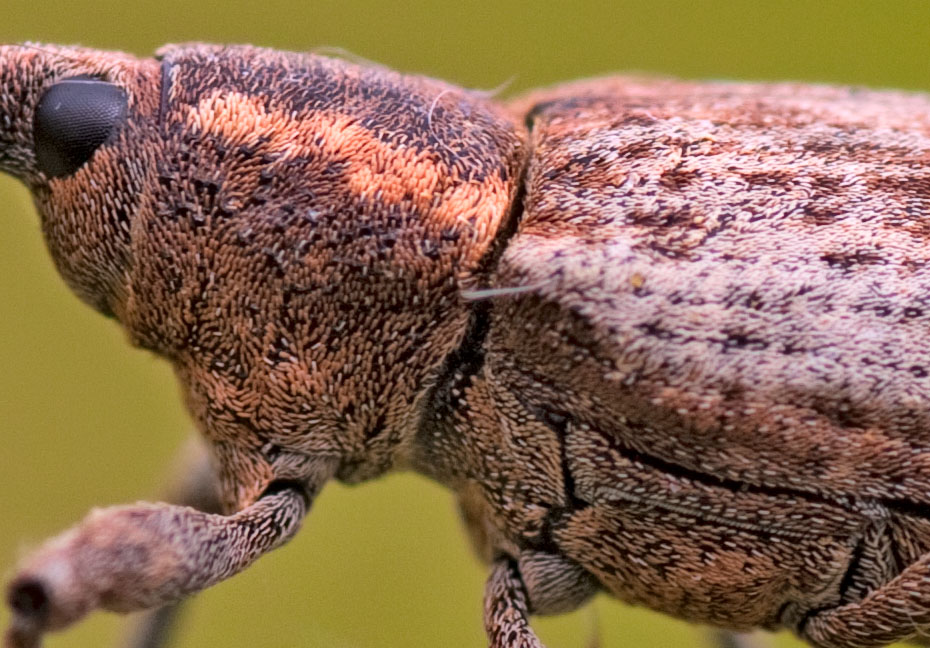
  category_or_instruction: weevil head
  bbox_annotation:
[1,43,525,511]
[0,43,161,315]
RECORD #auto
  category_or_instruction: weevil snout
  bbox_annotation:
[5,578,49,648]
[0,44,161,316]
[0,45,143,175]
[3,526,96,648]
[0,45,101,182]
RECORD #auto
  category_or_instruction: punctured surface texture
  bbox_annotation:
[418,76,930,637]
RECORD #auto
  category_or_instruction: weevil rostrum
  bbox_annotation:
[4,41,930,648]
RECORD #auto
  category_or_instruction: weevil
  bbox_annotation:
[4,42,930,648]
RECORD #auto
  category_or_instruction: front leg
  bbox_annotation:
[3,483,309,648]
[800,551,930,647]
[484,559,545,648]
[484,558,774,648]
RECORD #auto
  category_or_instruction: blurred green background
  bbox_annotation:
[1,1,930,647]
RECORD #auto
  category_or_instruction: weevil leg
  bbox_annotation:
[3,482,309,648]
[708,630,773,648]
[800,551,930,647]
[120,437,224,648]
[584,603,600,648]
[121,605,183,648]
[484,559,545,648]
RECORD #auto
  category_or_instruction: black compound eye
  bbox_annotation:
[33,77,128,178]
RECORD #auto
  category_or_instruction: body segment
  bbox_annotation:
[423,77,930,638]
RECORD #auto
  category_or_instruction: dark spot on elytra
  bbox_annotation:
[867,172,930,200]
[635,320,679,341]
[660,165,701,189]
[721,330,769,352]
[616,140,660,160]
[803,205,840,227]
[821,250,886,269]
[739,170,796,188]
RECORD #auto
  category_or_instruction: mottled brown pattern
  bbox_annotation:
[476,77,930,646]
[6,44,930,648]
